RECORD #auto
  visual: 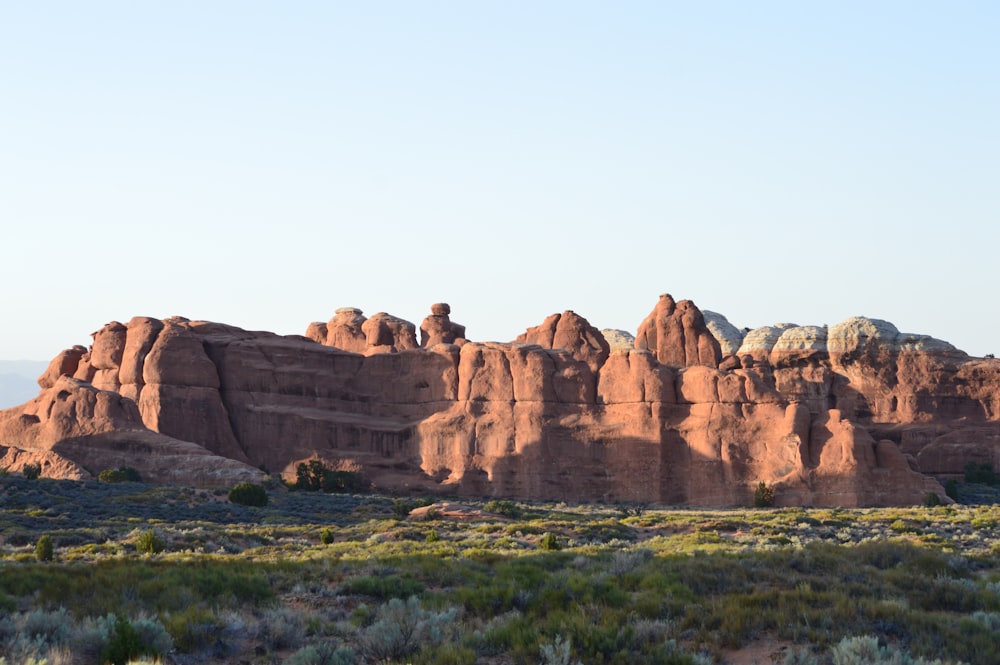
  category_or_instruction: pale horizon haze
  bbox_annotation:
[2,2,998,362]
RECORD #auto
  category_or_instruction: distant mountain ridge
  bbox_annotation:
[0,361,47,409]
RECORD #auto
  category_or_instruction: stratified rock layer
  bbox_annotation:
[2,295,995,505]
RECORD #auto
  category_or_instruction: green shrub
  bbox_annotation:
[341,575,424,600]
[392,497,433,519]
[539,532,561,551]
[22,463,42,480]
[753,481,775,508]
[964,461,998,485]
[356,596,459,663]
[484,500,523,518]
[539,634,581,665]
[135,530,165,554]
[944,479,960,501]
[286,643,357,665]
[163,606,221,653]
[616,503,647,518]
[294,460,369,493]
[102,615,144,665]
[35,535,54,562]
[320,528,334,545]
[98,467,143,483]
[923,492,943,507]
[256,607,305,651]
[829,634,949,665]
[228,482,269,507]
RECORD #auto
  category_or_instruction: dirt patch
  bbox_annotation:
[720,638,797,664]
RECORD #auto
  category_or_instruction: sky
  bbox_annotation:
[1,2,998,361]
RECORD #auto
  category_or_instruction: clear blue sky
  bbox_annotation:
[2,2,998,361]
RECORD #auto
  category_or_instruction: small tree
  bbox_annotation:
[36,534,54,562]
[136,529,165,554]
[294,459,368,493]
[229,482,269,507]
[753,481,775,508]
[485,499,523,518]
[22,462,42,480]
[103,615,144,665]
[964,461,999,485]
[98,466,143,483]
[539,532,561,551]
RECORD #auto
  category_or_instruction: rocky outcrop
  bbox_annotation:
[0,375,262,485]
[515,311,610,373]
[703,311,745,356]
[601,329,635,353]
[420,303,467,347]
[635,294,722,368]
[308,307,369,353]
[2,293,994,505]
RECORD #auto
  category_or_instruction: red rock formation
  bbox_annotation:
[635,294,722,368]
[515,310,610,373]
[420,303,467,347]
[0,375,261,484]
[323,308,369,353]
[362,312,418,354]
[3,293,993,506]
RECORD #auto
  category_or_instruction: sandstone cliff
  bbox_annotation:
[2,297,996,505]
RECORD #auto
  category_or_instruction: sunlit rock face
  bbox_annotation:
[4,294,997,505]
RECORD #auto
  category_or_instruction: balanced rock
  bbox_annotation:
[420,303,467,347]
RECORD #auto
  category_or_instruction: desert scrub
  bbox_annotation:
[286,642,357,665]
[228,482,269,507]
[34,535,54,562]
[340,574,424,600]
[538,532,561,551]
[98,467,143,483]
[135,529,165,554]
[356,596,460,663]
[484,499,523,518]
[754,481,776,507]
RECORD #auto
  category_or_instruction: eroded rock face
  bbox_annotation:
[4,293,995,505]
[635,294,722,368]
[515,310,610,373]
[0,376,262,485]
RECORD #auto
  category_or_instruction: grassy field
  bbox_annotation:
[0,474,998,665]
